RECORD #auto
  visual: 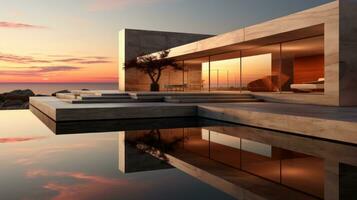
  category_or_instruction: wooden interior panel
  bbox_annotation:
[293,55,324,84]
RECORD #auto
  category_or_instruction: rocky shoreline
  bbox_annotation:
[0,89,70,110]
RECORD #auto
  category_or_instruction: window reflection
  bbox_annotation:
[184,57,209,91]
[242,44,281,92]
[208,130,241,169]
[177,35,324,94]
[129,128,324,198]
[161,61,185,91]
[209,51,241,91]
[183,128,209,157]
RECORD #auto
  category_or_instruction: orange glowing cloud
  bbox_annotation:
[26,169,145,200]
[0,52,116,83]
[0,52,112,65]
[0,21,47,29]
[0,137,46,143]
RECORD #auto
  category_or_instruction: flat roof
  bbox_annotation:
[146,1,336,60]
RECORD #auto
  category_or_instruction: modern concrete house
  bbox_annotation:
[30,0,357,145]
[29,2,357,199]
[119,0,357,106]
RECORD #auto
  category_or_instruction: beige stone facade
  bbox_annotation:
[119,0,357,106]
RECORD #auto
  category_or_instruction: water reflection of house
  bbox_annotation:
[119,126,357,200]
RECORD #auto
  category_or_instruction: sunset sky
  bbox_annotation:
[0,0,332,83]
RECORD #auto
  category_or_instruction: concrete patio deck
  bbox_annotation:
[198,103,357,145]
[30,96,357,144]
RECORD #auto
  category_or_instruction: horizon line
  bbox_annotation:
[0,82,118,84]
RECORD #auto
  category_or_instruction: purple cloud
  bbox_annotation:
[0,52,112,65]
[0,52,51,64]
[54,58,85,63]
[0,66,81,76]
[53,56,112,64]
[0,21,46,29]
[78,60,112,64]
[32,66,81,72]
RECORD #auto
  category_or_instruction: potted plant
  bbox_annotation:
[124,50,181,91]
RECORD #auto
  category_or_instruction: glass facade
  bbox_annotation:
[169,35,324,94]
[241,44,281,92]
[160,61,185,91]
[184,57,210,91]
[281,36,325,92]
[209,51,241,91]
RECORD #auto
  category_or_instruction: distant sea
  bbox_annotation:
[0,82,118,95]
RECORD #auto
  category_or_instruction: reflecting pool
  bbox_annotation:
[0,109,356,200]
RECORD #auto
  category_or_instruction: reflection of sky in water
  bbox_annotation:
[0,110,234,200]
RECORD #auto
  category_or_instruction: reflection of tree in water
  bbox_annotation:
[127,129,185,161]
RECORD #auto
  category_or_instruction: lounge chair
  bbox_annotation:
[290,78,324,93]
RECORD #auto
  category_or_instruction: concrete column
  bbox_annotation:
[325,160,357,200]
[324,160,339,200]
[338,0,357,106]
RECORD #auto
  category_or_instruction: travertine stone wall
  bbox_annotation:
[338,0,357,106]
[118,29,212,91]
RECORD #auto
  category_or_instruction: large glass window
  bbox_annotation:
[160,61,185,91]
[209,51,241,91]
[180,36,324,94]
[241,44,281,92]
[184,57,209,91]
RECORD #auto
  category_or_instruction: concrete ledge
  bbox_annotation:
[198,103,357,144]
[30,97,197,121]
[30,97,357,144]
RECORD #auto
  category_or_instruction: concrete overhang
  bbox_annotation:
[143,1,336,60]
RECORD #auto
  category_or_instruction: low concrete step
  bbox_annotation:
[165,95,254,100]
[165,98,263,103]
[100,93,130,97]
[130,95,164,101]
[130,92,252,97]
[68,99,138,104]
[78,95,131,100]
[71,90,129,97]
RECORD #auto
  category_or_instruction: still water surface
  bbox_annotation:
[1,110,357,200]
[0,110,233,200]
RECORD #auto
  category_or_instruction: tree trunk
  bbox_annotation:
[150,82,160,91]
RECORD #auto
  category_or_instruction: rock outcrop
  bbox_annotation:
[0,89,35,110]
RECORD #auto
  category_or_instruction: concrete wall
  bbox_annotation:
[338,0,357,106]
[118,29,212,91]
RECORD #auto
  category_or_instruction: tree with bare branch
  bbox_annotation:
[124,50,181,91]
